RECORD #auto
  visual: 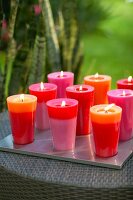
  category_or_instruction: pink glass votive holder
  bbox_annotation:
[108,89,133,141]
[46,98,78,151]
[47,71,74,98]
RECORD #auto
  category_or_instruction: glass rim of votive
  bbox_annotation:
[90,104,122,115]
[46,98,78,108]
[84,74,111,82]
[125,79,133,83]
[7,94,37,104]
[66,84,94,93]
[119,93,132,97]
[57,74,67,78]
[29,82,57,92]
[97,108,115,113]
[89,76,104,80]
[117,78,133,84]
[107,89,133,98]
[47,71,74,79]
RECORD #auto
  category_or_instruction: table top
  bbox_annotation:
[0,111,133,189]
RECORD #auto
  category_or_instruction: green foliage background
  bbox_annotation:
[80,0,133,88]
[0,0,108,111]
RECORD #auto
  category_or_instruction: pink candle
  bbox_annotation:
[47,71,74,98]
[117,76,133,90]
[66,85,94,135]
[46,98,78,151]
[29,83,57,130]
[107,89,133,141]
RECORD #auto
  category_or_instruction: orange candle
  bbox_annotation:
[84,73,111,105]
[90,104,122,157]
[7,94,37,144]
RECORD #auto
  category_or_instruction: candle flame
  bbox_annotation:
[20,94,24,102]
[61,100,66,107]
[79,85,82,91]
[94,72,99,78]
[40,82,44,90]
[104,104,115,113]
[122,90,126,96]
[128,76,132,82]
[60,71,64,77]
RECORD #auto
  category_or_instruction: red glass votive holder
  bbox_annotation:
[46,98,78,151]
[29,83,57,130]
[117,77,133,90]
[66,84,94,136]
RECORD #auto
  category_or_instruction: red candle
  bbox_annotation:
[46,98,78,151]
[90,104,122,157]
[66,85,94,135]
[117,76,133,90]
[7,94,37,144]
[47,71,74,98]
[29,82,57,130]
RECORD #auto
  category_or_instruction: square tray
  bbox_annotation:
[0,129,133,169]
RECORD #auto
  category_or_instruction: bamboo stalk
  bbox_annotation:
[40,0,61,71]
[0,0,19,110]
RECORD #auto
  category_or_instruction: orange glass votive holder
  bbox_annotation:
[84,74,111,105]
[90,104,122,158]
[7,94,37,145]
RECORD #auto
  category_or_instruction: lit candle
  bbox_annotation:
[66,84,94,135]
[47,71,74,98]
[79,85,83,91]
[95,72,99,79]
[29,82,57,130]
[84,73,111,105]
[40,82,45,90]
[90,104,122,158]
[60,71,64,78]
[104,103,115,113]
[7,94,37,144]
[46,98,78,151]
[107,89,133,141]
[122,90,126,96]
[61,100,66,107]
[128,76,132,82]
[117,76,133,90]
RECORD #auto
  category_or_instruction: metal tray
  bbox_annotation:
[0,129,133,169]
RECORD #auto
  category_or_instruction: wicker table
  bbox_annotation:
[0,112,133,200]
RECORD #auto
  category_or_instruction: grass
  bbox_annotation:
[79,0,133,88]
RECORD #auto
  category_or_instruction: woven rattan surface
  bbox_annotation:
[0,112,133,200]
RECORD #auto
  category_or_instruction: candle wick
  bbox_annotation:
[105,110,108,113]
